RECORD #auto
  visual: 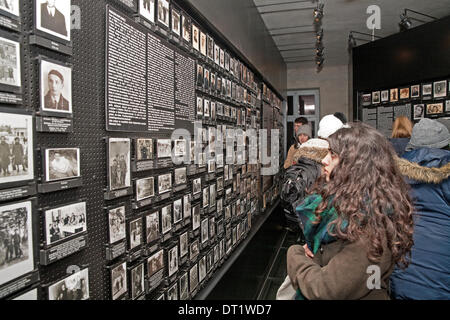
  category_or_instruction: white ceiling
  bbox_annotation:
[253,0,450,68]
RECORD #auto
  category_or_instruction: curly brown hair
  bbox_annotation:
[310,122,415,268]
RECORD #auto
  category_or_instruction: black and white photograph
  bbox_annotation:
[201,218,208,244]
[200,31,206,56]
[196,64,203,86]
[198,256,206,282]
[208,159,215,173]
[139,0,155,23]
[48,268,89,300]
[217,198,223,213]
[198,152,206,168]
[128,218,142,250]
[40,59,71,114]
[214,44,220,65]
[179,272,189,300]
[204,69,210,90]
[157,0,169,28]
[168,246,178,277]
[173,198,182,224]
[136,138,153,161]
[189,239,199,261]
[108,138,130,191]
[192,24,199,51]
[224,164,229,181]
[390,88,398,102]
[161,204,172,234]
[411,85,420,98]
[45,148,80,182]
[158,173,172,194]
[209,217,215,239]
[196,96,203,116]
[225,205,231,220]
[192,177,201,195]
[207,250,213,273]
[0,112,33,185]
[174,139,186,157]
[0,36,20,87]
[214,245,219,264]
[111,262,127,300]
[147,249,164,277]
[183,194,191,218]
[189,264,198,292]
[380,90,388,102]
[427,103,443,115]
[136,176,154,201]
[146,211,159,244]
[45,202,86,246]
[399,87,409,100]
[171,8,180,36]
[216,154,224,170]
[422,83,432,96]
[211,101,216,120]
[190,141,196,163]
[36,0,71,42]
[413,104,425,120]
[0,0,19,17]
[182,14,190,42]
[202,187,209,208]
[434,80,447,98]
[204,98,210,118]
[157,139,172,158]
[108,205,126,244]
[220,49,225,69]
[207,35,214,61]
[210,184,216,207]
[174,167,187,185]
[180,231,188,258]
[192,204,200,231]
[446,100,450,113]
[131,263,144,299]
[0,201,33,287]
[225,52,230,71]
[167,282,178,300]
[372,91,380,104]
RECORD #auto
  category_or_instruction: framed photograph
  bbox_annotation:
[204,69,210,90]
[48,268,89,300]
[181,14,190,43]
[207,35,214,61]
[145,211,159,244]
[434,80,447,98]
[446,100,450,112]
[224,52,230,71]
[108,138,131,191]
[189,239,199,261]
[171,8,180,36]
[198,256,206,282]
[136,138,153,161]
[45,201,86,246]
[139,0,155,23]
[189,264,198,292]
[192,204,200,231]
[196,96,203,116]
[208,159,215,173]
[108,205,126,244]
[179,272,189,300]
[161,204,172,234]
[35,0,71,42]
[167,282,177,300]
[0,112,33,186]
[400,87,410,99]
[196,64,203,86]
[209,217,215,238]
[128,217,142,250]
[174,167,187,186]
[157,139,172,158]
[168,245,178,277]
[220,49,224,69]
[0,200,34,287]
[130,263,144,299]
[201,219,208,244]
[136,176,154,201]
[45,148,80,182]
[217,176,223,192]
[0,0,19,17]
[183,194,191,218]
[147,249,164,278]
[158,173,172,194]
[217,198,223,214]
[111,262,127,300]
[198,153,206,167]
[200,31,206,56]
[192,24,199,51]
[174,139,186,157]
[192,177,201,195]
[210,184,216,207]
[173,198,182,224]
[422,83,432,97]
[204,99,210,118]
[411,85,420,98]
[427,103,443,115]
[0,36,21,88]
[390,88,398,102]
[211,101,216,120]
[157,0,169,28]
[179,231,188,258]
[202,187,209,208]
[190,141,195,163]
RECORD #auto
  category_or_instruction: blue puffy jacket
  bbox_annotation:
[390,148,450,300]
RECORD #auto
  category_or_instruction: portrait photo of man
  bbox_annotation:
[36,0,71,42]
[41,59,72,114]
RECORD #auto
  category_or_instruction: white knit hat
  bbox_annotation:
[300,138,329,149]
[317,115,344,138]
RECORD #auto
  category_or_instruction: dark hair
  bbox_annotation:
[310,122,414,268]
[333,112,347,124]
[294,117,308,125]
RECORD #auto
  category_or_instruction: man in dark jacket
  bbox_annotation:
[40,0,68,38]
[390,118,450,300]
[11,137,24,173]
[0,136,11,176]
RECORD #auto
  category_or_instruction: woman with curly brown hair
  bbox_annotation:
[286,122,415,300]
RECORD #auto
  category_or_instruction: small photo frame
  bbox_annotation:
[158,172,172,194]
[201,219,208,244]
[446,100,450,113]
[45,147,80,182]
[371,91,380,104]
[139,0,155,24]
[136,138,154,161]
[204,99,210,118]
[192,24,199,51]
[174,139,186,157]
[111,262,126,300]
[426,102,443,115]
[192,204,200,231]
[173,198,182,224]
[390,88,398,102]
[171,8,180,36]
[157,139,172,158]
[198,256,206,282]
[189,238,199,261]
[145,211,160,244]
[168,245,178,277]
[207,35,214,61]
[35,0,71,42]
[433,80,447,98]
[192,177,201,195]
[147,249,164,278]
[181,14,190,43]
[180,231,188,258]
[48,268,89,300]
[174,167,187,185]
[166,282,177,300]
[422,83,432,97]
[411,85,420,98]
[108,138,131,191]
[200,31,206,56]
[136,176,154,201]
[214,44,220,65]
[189,264,198,292]
[196,96,203,116]
[179,272,189,300]
[196,63,203,86]
[128,217,143,250]
[161,203,172,234]
[202,187,209,208]
[108,205,126,244]
[220,48,224,69]
[0,0,19,17]
[157,0,169,28]
[399,87,410,100]
[130,263,145,300]
[183,194,191,218]
[0,36,21,88]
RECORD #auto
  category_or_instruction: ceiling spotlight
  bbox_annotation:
[315,55,324,67]
[316,46,324,56]
[399,13,412,31]
[313,3,324,24]
[316,28,323,41]
[348,32,357,49]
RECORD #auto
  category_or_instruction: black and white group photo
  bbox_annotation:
[174,167,187,185]
[0,112,33,185]
[129,218,142,250]
[131,263,144,299]
[0,0,19,17]
[108,138,130,191]
[145,211,159,244]
[0,36,20,87]
[45,148,80,182]
[158,172,172,194]
[136,176,154,201]
[161,204,172,234]
[173,198,182,224]
[48,268,89,300]
[139,0,155,23]
[157,0,169,27]
[36,0,71,42]
[40,59,72,114]
[108,206,126,244]
[136,138,153,161]
[168,246,178,277]
[157,139,171,158]
[147,249,164,277]
[0,201,33,287]
[111,262,127,300]
[45,202,87,246]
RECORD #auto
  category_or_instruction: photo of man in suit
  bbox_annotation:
[44,69,70,111]
[38,0,69,40]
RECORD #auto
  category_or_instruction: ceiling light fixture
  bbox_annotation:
[313,3,324,24]
[398,8,437,32]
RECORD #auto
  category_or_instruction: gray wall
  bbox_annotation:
[187,0,287,96]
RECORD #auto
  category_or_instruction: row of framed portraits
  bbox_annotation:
[412,101,450,120]
[196,95,248,126]
[362,80,450,106]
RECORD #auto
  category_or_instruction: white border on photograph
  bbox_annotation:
[0,36,21,88]
[35,0,71,42]
[45,201,86,246]
[45,147,80,182]
[136,176,154,201]
[40,59,72,114]
[139,0,155,23]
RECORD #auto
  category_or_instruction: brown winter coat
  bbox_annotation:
[287,236,395,300]
[284,144,297,169]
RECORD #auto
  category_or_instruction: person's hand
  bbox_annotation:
[303,244,314,259]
